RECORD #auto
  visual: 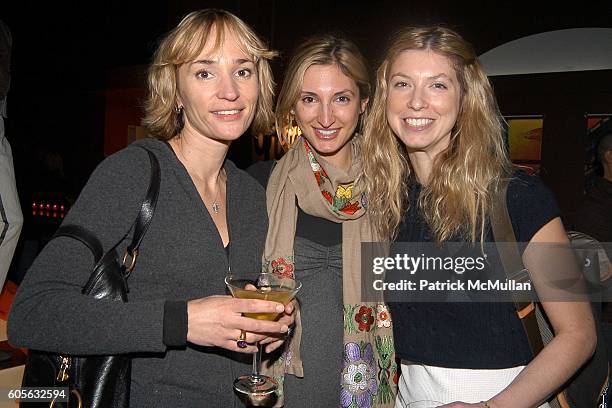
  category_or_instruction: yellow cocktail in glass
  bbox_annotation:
[229,283,297,320]
[225,273,301,406]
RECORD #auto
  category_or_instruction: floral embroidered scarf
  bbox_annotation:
[262,137,397,407]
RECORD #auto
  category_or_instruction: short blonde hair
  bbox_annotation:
[275,35,370,146]
[142,9,277,140]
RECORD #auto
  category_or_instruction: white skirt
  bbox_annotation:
[395,361,550,408]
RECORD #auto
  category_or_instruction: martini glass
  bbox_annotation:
[225,273,301,405]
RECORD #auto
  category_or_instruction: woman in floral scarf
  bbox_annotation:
[248,35,397,407]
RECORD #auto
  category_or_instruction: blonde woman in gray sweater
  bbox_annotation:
[9,9,294,407]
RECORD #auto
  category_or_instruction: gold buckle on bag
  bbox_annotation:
[122,248,139,273]
[56,357,70,382]
[50,389,82,408]
[51,357,82,408]
[516,302,535,319]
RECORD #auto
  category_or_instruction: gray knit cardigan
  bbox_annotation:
[8,138,267,407]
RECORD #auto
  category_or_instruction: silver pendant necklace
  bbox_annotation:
[211,171,223,214]
[173,139,223,214]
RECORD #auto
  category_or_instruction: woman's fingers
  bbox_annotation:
[187,296,286,349]
[276,311,294,327]
[228,329,275,352]
[233,298,285,316]
[186,295,292,356]
[227,339,258,353]
[264,338,285,353]
[235,314,289,334]
[239,330,267,344]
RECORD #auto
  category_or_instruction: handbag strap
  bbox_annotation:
[53,224,104,263]
[123,147,161,272]
[490,178,545,357]
[54,145,161,272]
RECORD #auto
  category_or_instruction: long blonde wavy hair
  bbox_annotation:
[142,9,277,140]
[361,26,513,242]
[275,34,371,147]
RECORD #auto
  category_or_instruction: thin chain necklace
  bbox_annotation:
[211,174,222,214]
[173,139,224,215]
[206,169,225,215]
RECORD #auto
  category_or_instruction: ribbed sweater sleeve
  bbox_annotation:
[8,146,168,354]
[163,300,187,348]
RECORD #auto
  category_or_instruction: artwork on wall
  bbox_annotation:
[504,116,544,175]
[585,114,612,192]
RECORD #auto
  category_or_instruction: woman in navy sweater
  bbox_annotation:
[361,26,596,408]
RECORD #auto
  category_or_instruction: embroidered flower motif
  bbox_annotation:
[344,304,360,334]
[305,141,321,172]
[284,350,293,367]
[341,342,378,408]
[304,139,363,216]
[314,169,330,186]
[393,367,399,385]
[374,335,396,404]
[339,201,361,215]
[355,306,374,332]
[271,258,295,279]
[345,364,370,392]
[322,190,333,204]
[273,375,285,398]
[376,304,391,328]
[336,184,354,199]
[304,140,329,186]
[310,160,321,172]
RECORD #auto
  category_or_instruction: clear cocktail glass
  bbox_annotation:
[225,273,301,405]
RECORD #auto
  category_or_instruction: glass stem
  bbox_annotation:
[252,342,262,379]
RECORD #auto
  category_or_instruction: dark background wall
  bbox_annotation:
[492,70,612,216]
[1,0,611,246]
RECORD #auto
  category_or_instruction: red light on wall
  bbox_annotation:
[31,199,68,221]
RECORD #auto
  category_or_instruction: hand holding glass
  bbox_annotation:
[225,273,301,405]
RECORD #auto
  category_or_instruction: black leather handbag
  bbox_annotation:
[20,146,160,408]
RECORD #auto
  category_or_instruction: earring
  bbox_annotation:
[175,106,185,129]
